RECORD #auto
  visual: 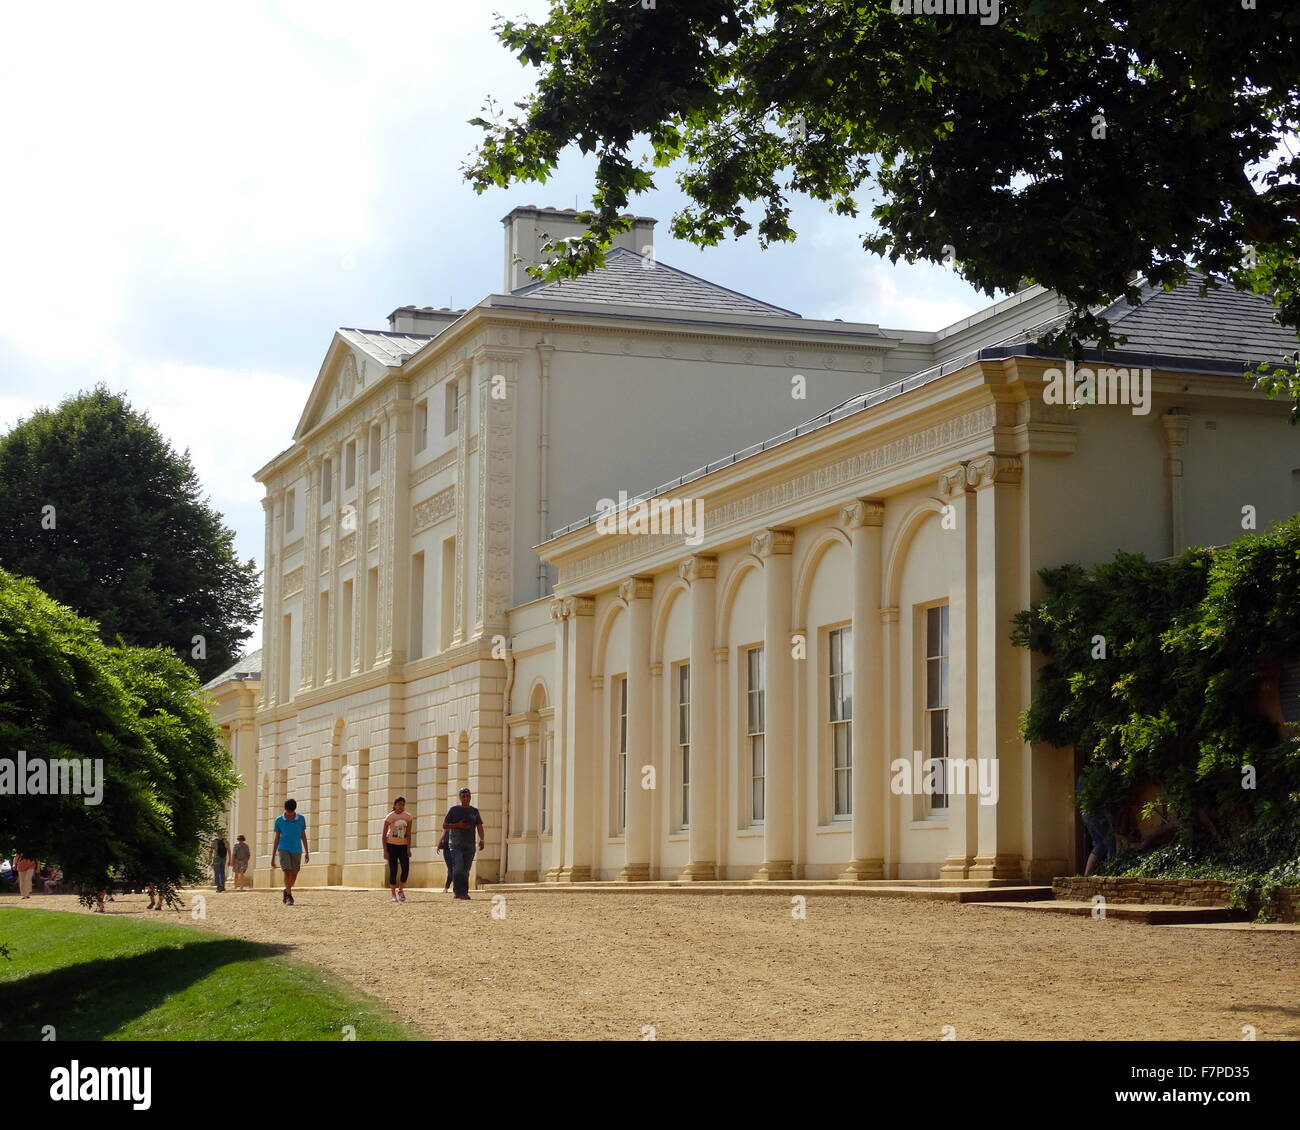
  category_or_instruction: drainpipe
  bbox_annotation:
[500,644,515,884]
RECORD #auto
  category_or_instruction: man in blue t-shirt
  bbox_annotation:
[270,798,310,905]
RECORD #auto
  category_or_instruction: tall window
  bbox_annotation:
[284,489,296,535]
[677,663,690,829]
[344,440,357,490]
[322,458,333,503]
[746,646,765,824]
[616,676,628,833]
[830,626,853,817]
[925,605,950,810]
[369,423,382,475]
[540,735,550,833]
[415,399,429,453]
[445,381,459,435]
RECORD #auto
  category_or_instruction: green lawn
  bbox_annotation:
[0,907,418,1041]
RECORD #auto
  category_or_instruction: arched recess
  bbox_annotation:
[650,580,689,666]
[715,556,762,649]
[590,597,625,680]
[883,498,946,609]
[528,679,549,713]
[792,527,852,628]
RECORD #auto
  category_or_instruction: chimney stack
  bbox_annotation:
[387,306,465,335]
[501,205,656,293]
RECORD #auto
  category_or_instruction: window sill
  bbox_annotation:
[907,819,950,831]
[815,824,851,835]
[735,828,764,838]
[666,833,688,842]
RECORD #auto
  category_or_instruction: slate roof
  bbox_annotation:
[203,650,262,691]
[1092,275,1299,366]
[511,246,801,318]
[337,328,435,366]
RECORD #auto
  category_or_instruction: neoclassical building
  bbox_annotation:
[230,208,1299,888]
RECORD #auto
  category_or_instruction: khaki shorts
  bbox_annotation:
[231,860,248,874]
[278,851,302,874]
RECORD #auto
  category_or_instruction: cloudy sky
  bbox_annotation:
[0,1,993,650]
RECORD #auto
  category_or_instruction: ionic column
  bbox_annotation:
[968,454,1025,879]
[937,465,979,877]
[754,528,795,881]
[839,500,886,880]
[551,594,596,882]
[619,577,654,880]
[680,555,719,882]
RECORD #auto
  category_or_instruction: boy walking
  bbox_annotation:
[270,798,310,905]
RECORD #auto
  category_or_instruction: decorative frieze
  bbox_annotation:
[283,567,304,597]
[339,532,357,563]
[319,546,330,575]
[412,486,456,532]
[367,519,380,551]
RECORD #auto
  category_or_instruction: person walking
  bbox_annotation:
[437,830,452,893]
[442,787,484,900]
[15,852,36,899]
[382,797,414,903]
[231,834,251,891]
[270,798,310,905]
[212,837,229,892]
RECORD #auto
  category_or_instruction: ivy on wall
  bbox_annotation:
[1013,515,1300,879]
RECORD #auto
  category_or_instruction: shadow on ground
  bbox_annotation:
[0,936,293,1041]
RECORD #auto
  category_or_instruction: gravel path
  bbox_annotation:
[12,889,1298,1041]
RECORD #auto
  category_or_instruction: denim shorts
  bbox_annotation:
[1081,812,1113,859]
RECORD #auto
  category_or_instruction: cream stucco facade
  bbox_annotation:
[219,208,1298,890]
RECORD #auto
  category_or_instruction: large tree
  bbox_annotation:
[467,0,1300,377]
[0,387,259,682]
[0,567,238,910]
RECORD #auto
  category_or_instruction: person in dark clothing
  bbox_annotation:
[212,837,229,892]
[442,788,484,900]
[437,830,452,893]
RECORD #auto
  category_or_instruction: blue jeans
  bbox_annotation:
[448,842,476,898]
[213,861,226,890]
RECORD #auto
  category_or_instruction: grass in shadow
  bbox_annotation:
[0,907,418,1041]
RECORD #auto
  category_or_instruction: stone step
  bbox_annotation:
[971,899,1249,924]
[486,882,1055,902]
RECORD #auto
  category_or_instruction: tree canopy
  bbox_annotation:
[0,387,260,682]
[467,0,1300,374]
[0,567,238,907]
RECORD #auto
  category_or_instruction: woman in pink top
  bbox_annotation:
[382,797,414,903]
